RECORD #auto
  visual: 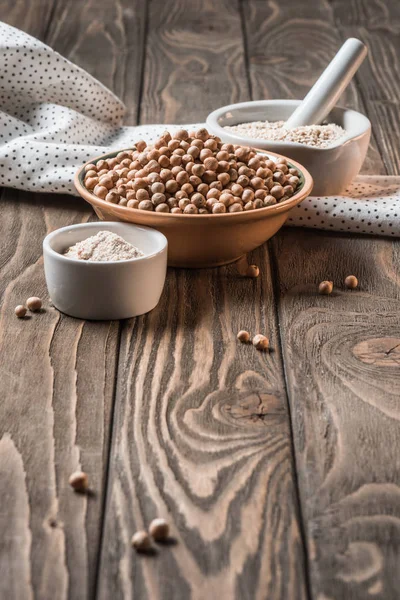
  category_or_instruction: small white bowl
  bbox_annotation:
[207,99,371,195]
[43,222,168,320]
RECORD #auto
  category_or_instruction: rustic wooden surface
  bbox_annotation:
[0,0,399,599]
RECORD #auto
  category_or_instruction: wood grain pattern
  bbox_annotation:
[244,0,385,174]
[329,0,400,174]
[244,1,400,599]
[140,0,250,124]
[272,229,400,600]
[98,247,308,599]
[0,0,55,40]
[0,189,120,600]
[45,0,147,125]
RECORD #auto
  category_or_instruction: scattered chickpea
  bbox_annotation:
[252,334,269,351]
[237,330,250,343]
[149,518,170,542]
[246,265,260,278]
[345,275,358,289]
[318,281,333,295]
[26,296,42,311]
[131,531,152,553]
[69,471,89,493]
[15,305,27,318]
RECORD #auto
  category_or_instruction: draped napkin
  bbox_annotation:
[1,21,399,237]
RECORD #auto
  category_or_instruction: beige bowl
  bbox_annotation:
[74,149,313,268]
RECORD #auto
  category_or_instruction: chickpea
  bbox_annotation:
[244,201,255,211]
[155,203,170,213]
[203,157,218,171]
[132,178,148,191]
[175,190,188,200]
[179,198,190,210]
[105,191,119,204]
[187,146,200,159]
[283,185,294,197]
[152,192,166,206]
[237,330,250,343]
[165,179,179,194]
[253,198,264,209]
[189,175,202,188]
[252,334,269,351]
[195,128,209,141]
[217,160,230,173]
[212,202,226,214]
[231,183,243,196]
[127,199,140,209]
[160,169,173,182]
[93,185,108,199]
[138,200,154,211]
[184,204,199,214]
[69,471,89,492]
[181,183,194,196]
[207,189,220,199]
[219,192,234,207]
[174,129,189,141]
[136,189,150,201]
[131,531,151,552]
[270,185,284,200]
[210,180,223,191]
[158,155,170,168]
[85,177,98,189]
[192,164,205,178]
[345,275,358,289]
[136,140,147,152]
[318,281,333,295]
[171,207,183,214]
[228,203,243,213]
[85,163,97,173]
[149,518,170,542]
[15,305,27,318]
[246,265,260,278]
[197,183,209,196]
[218,172,231,186]
[191,193,206,208]
[151,182,165,195]
[176,170,190,186]
[203,170,217,184]
[264,195,277,207]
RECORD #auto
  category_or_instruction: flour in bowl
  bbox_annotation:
[64,231,144,261]
[224,121,346,148]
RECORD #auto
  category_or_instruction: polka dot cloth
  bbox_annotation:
[288,176,400,237]
[0,23,399,237]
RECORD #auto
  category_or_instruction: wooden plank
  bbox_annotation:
[0,190,120,600]
[272,228,400,600]
[140,0,250,124]
[98,248,308,600]
[0,0,55,40]
[45,0,147,125]
[329,0,400,173]
[0,2,141,597]
[244,0,384,174]
[98,1,309,597]
[245,0,400,598]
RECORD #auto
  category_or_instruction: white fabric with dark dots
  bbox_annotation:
[1,22,399,238]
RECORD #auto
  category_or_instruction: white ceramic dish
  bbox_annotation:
[43,222,168,320]
[206,99,371,196]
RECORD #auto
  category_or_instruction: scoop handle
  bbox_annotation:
[285,38,367,129]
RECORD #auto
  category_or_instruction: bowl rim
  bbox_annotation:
[74,148,313,220]
[43,221,168,265]
[206,99,372,152]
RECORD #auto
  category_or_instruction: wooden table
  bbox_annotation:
[1,1,399,598]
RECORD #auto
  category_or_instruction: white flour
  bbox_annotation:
[224,120,346,148]
[64,231,144,261]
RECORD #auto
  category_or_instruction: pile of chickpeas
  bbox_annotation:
[83,128,301,214]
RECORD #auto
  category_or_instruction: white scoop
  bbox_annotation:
[285,38,367,129]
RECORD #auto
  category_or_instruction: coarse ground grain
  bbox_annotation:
[64,231,144,261]
[224,121,346,148]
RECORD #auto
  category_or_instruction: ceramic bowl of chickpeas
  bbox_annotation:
[74,128,313,268]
